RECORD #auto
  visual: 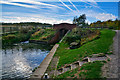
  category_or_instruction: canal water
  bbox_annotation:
[1,41,52,79]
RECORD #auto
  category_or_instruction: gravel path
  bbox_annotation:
[102,30,120,79]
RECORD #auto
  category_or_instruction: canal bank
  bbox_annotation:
[30,44,59,79]
[30,30,70,79]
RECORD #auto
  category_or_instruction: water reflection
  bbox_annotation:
[2,42,52,79]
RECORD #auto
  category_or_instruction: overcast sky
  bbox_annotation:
[0,0,118,24]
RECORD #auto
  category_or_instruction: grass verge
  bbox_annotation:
[55,29,115,68]
[56,61,105,79]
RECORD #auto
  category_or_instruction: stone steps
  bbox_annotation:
[56,61,87,75]
[55,55,108,76]
[88,57,107,62]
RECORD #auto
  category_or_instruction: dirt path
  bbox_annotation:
[102,30,120,78]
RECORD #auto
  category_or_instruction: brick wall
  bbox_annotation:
[53,23,76,30]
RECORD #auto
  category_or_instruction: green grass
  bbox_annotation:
[55,29,115,68]
[30,29,56,41]
[56,61,104,79]
[2,30,36,46]
[79,61,104,79]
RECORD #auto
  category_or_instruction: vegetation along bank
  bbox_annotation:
[46,29,115,79]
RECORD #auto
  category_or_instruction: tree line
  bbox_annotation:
[73,14,120,30]
[90,19,120,29]
[1,22,52,27]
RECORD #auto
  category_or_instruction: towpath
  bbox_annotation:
[30,44,59,79]
[102,30,120,78]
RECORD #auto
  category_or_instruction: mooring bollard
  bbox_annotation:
[43,73,49,79]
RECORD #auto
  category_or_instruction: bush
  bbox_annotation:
[65,35,81,44]
[19,28,29,33]
[109,26,113,29]
[4,34,16,39]
[64,29,100,46]
[2,29,36,46]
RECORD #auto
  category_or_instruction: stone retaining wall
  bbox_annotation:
[30,44,59,79]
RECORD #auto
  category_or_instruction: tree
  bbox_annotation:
[73,16,77,24]
[73,14,86,27]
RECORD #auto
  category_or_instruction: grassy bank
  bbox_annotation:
[2,29,36,46]
[55,29,115,68]
[30,29,56,42]
[56,61,105,79]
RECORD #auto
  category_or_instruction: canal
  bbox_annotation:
[1,41,52,79]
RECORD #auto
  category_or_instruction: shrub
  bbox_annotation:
[2,29,36,46]
[19,28,29,33]
[4,34,16,39]
[65,35,81,44]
